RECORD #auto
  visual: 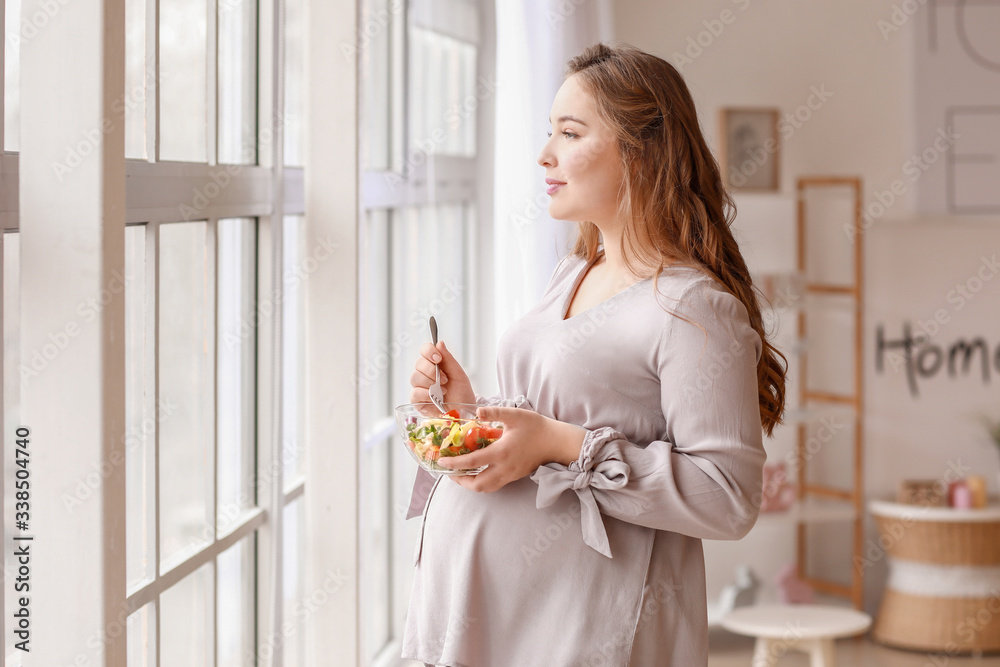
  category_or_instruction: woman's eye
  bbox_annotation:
[546,130,578,139]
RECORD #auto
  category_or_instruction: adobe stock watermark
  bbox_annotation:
[152,438,305,572]
[339,0,404,62]
[513,131,617,231]
[681,321,755,404]
[877,0,929,40]
[555,297,621,360]
[853,458,971,572]
[845,124,959,242]
[510,190,554,232]
[217,0,255,14]
[352,279,465,389]
[245,567,353,665]
[52,62,163,182]
[581,577,685,667]
[670,0,754,72]
[221,233,341,350]
[727,83,833,189]
[520,501,583,565]
[421,614,478,663]
[214,437,307,536]
[385,75,499,190]
[876,254,999,378]
[721,413,847,533]
[180,109,299,220]
[924,588,1000,664]
[60,397,180,513]
[19,267,132,386]
[5,0,75,51]
[752,620,807,664]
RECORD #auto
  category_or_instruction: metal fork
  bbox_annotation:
[427,316,447,413]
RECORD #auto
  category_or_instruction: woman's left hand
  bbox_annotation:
[437,406,586,493]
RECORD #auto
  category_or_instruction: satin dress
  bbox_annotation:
[402,251,766,667]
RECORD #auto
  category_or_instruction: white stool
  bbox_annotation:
[720,604,872,667]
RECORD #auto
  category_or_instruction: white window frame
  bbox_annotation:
[2,0,336,663]
[358,1,497,665]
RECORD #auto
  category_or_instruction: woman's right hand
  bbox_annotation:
[409,340,477,407]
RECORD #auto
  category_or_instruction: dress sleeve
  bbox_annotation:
[475,393,534,410]
[528,280,767,558]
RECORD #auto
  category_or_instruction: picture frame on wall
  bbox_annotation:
[719,107,780,192]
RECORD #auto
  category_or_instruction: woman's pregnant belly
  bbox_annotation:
[415,473,658,665]
[422,475,576,578]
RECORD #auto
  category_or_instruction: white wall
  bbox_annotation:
[612,0,1000,611]
[615,0,912,217]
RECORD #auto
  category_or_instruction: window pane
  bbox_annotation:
[408,28,478,158]
[361,0,392,170]
[126,225,156,590]
[218,534,255,667]
[359,210,391,428]
[218,0,258,164]
[282,215,305,485]
[159,221,215,572]
[161,561,214,666]
[457,39,477,154]
[283,499,305,665]
[283,0,305,166]
[217,218,256,535]
[391,204,467,407]
[355,204,469,658]
[125,0,148,159]
[160,0,208,162]
[4,0,21,151]
[127,603,156,667]
[359,210,392,659]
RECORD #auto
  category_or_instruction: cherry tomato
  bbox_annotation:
[480,427,504,440]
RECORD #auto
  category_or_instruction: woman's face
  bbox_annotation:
[537,74,624,228]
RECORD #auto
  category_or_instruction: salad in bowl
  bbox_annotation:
[395,402,505,475]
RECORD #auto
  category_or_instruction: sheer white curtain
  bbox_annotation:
[489,0,613,373]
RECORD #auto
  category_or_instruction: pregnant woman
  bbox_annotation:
[402,42,787,667]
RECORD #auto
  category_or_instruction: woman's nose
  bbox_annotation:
[537,143,554,168]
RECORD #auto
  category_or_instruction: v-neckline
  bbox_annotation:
[560,251,650,321]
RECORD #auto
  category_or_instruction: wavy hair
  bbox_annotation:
[564,42,787,436]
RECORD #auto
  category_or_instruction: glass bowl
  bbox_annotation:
[394,402,505,476]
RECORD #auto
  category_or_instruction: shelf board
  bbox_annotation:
[754,498,858,526]
[780,404,857,425]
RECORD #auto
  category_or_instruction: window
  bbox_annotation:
[119,0,308,660]
[3,0,20,152]
[123,217,264,665]
[358,0,494,664]
[1,0,307,662]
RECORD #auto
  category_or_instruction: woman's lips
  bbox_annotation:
[545,177,566,195]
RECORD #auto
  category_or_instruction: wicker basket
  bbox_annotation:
[870,509,1000,654]
[875,588,1000,653]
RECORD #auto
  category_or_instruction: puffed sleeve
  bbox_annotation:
[475,393,534,409]
[529,280,767,557]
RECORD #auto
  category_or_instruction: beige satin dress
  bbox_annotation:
[402,251,766,667]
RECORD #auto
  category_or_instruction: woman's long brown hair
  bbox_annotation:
[565,42,787,437]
